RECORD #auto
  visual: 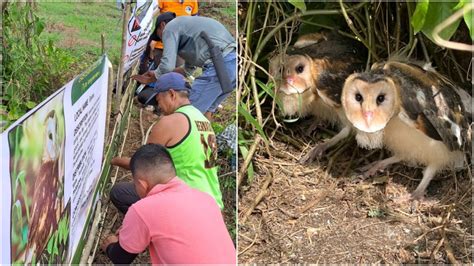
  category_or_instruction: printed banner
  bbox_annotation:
[123,0,158,72]
[1,55,111,264]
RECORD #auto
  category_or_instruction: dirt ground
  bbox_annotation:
[238,116,472,263]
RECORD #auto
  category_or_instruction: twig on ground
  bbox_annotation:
[298,188,332,215]
[238,231,259,256]
[139,108,144,143]
[238,134,262,188]
[241,157,274,224]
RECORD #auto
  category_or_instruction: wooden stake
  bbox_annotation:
[104,63,114,143]
[115,2,130,113]
[101,33,105,55]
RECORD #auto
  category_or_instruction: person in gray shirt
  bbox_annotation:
[133,12,236,120]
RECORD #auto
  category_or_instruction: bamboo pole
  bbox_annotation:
[115,2,130,112]
[104,63,114,144]
[79,201,102,264]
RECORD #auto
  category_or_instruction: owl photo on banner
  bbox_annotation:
[8,96,66,264]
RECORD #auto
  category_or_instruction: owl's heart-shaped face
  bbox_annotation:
[278,55,314,95]
[342,74,399,133]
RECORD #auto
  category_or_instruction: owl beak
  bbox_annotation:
[363,111,374,124]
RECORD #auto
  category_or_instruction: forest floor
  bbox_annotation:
[238,115,472,264]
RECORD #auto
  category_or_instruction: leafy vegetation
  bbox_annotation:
[43,208,69,264]
[411,1,473,42]
[2,3,75,130]
[2,3,123,132]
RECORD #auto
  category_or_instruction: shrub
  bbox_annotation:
[2,3,76,131]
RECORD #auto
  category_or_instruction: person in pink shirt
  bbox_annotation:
[101,144,236,264]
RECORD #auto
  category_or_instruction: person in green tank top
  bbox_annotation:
[110,72,224,211]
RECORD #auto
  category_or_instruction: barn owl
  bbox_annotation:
[341,60,471,199]
[25,110,63,262]
[269,31,366,163]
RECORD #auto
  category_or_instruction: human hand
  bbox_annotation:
[110,157,121,166]
[132,71,157,84]
[101,234,119,252]
[110,157,131,170]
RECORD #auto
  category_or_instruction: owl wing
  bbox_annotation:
[316,58,366,106]
[27,160,60,255]
[384,61,471,151]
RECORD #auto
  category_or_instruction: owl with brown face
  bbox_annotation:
[270,31,367,163]
[25,110,63,262]
[342,60,471,199]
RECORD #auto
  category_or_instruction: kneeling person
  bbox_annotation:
[102,144,236,264]
[110,72,224,212]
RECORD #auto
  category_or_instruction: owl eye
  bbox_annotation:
[295,65,304,74]
[355,93,363,102]
[376,94,385,105]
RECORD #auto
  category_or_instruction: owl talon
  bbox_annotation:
[410,189,425,201]
[299,143,328,164]
[305,121,320,137]
[358,156,401,178]
[357,161,386,177]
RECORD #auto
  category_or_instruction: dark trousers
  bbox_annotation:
[109,182,140,214]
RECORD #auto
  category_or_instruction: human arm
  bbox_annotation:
[153,28,179,79]
[116,208,150,258]
[131,71,157,85]
[149,40,157,59]
[147,115,175,146]
[110,157,131,170]
[101,235,138,264]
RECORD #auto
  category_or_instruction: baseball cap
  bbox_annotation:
[149,12,176,42]
[155,12,176,28]
[137,72,191,106]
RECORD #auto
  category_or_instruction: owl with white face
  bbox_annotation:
[342,60,471,199]
[270,31,366,163]
[25,110,63,263]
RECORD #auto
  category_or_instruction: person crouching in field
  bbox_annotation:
[101,144,236,264]
[133,12,236,120]
[110,72,224,210]
[138,0,199,74]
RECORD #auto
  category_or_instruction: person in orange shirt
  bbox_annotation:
[139,1,198,74]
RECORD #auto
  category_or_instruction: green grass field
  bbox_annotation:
[36,2,236,73]
[36,2,123,68]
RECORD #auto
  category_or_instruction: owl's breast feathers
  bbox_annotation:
[27,159,60,255]
[288,32,367,107]
[382,61,471,152]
